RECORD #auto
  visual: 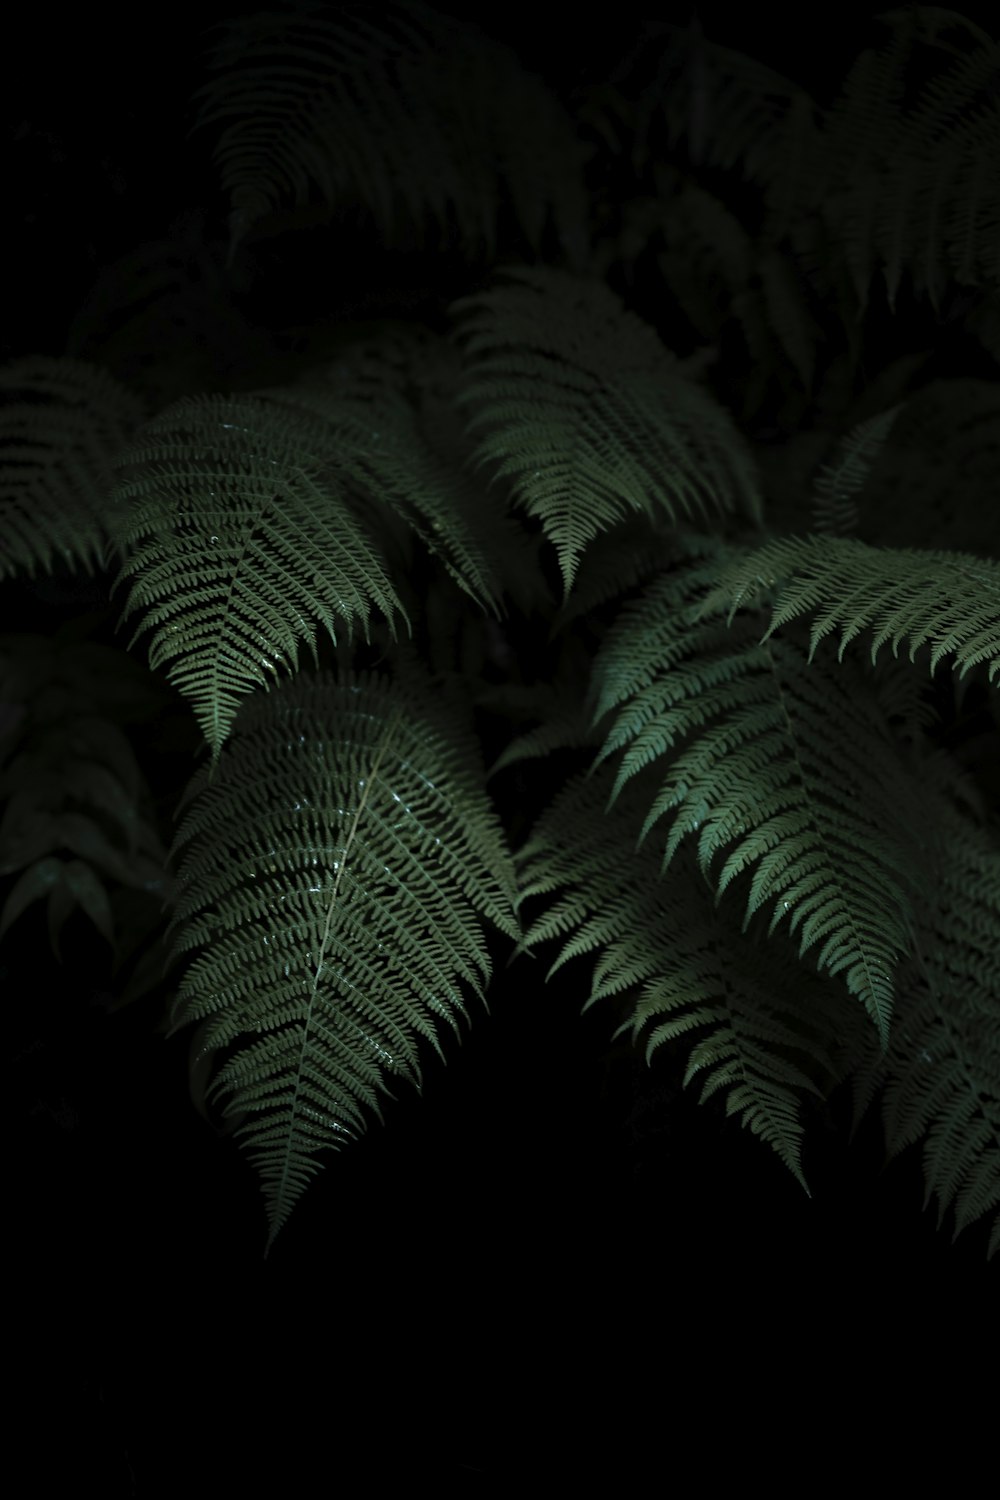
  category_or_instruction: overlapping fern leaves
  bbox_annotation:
[110,326,525,767]
[514,726,999,1245]
[852,755,1000,1256]
[1,1,998,1257]
[691,534,1000,684]
[584,531,940,1047]
[513,764,853,1189]
[610,8,1000,314]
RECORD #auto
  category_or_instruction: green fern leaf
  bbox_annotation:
[587,538,936,1044]
[165,667,520,1252]
[111,391,408,766]
[515,767,846,1190]
[694,534,1000,684]
[861,781,1000,1255]
[451,265,762,597]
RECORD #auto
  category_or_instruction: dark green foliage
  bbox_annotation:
[2,1,998,1255]
[451,266,763,594]
[0,357,146,581]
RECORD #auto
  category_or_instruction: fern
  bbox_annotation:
[586,534,938,1045]
[189,0,590,267]
[110,390,408,766]
[547,513,684,637]
[110,321,547,768]
[452,265,762,596]
[813,7,1000,312]
[256,324,525,617]
[856,767,1000,1254]
[0,356,145,581]
[693,534,1000,683]
[514,766,849,1190]
[3,1,999,1261]
[165,666,519,1251]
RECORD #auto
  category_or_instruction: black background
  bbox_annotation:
[5,2,997,1491]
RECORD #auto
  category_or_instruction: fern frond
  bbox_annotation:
[814,8,1000,312]
[451,265,762,597]
[166,666,519,1252]
[862,780,1000,1255]
[261,325,522,617]
[190,0,589,266]
[694,534,1000,684]
[515,767,846,1190]
[587,539,937,1044]
[0,356,145,581]
[111,391,408,765]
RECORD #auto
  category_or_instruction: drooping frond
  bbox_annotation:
[514,765,849,1190]
[587,536,937,1044]
[0,356,146,581]
[856,766,1000,1256]
[693,534,1000,684]
[451,265,762,597]
[165,666,520,1251]
[110,390,408,766]
[189,0,590,267]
